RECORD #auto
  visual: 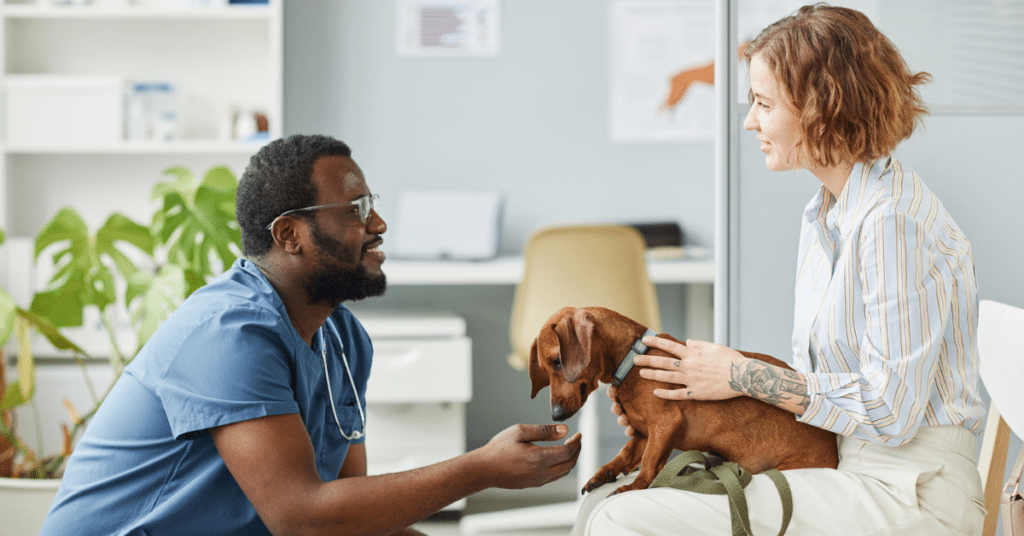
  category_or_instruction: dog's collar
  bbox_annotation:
[612,329,659,386]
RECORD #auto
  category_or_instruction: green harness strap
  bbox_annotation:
[650,451,793,536]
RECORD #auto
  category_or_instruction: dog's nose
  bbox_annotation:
[552,404,569,421]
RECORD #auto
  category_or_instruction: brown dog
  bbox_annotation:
[528,306,838,495]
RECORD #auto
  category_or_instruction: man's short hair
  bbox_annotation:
[236,134,353,258]
[745,3,930,168]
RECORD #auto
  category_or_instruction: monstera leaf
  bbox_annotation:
[29,208,153,328]
[151,165,241,278]
[2,228,89,413]
[126,263,203,349]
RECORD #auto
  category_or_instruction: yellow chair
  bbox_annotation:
[507,224,661,370]
[976,300,1024,536]
[461,224,662,535]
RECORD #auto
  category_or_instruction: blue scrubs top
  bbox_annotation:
[41,259,371,536]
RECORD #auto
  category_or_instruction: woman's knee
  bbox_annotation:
[583,488,722,535]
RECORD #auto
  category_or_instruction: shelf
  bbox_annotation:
[2,4,271,20]
[4,139,272,155]
[0,0,281,231]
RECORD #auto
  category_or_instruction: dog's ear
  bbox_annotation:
[529,331,552,399]
[557,308,594,383]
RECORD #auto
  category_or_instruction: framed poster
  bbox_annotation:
[396,0,501,57]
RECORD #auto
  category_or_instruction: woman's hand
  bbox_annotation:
[606,338,748,437]
[636,338,747,401]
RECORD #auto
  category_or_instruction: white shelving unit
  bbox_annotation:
[0,0,282,237]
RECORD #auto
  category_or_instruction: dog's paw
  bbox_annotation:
[612,479,650,495]
[581,469,620,494]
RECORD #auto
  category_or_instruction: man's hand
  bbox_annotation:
[213,415,581,535]
[476,424,582,490]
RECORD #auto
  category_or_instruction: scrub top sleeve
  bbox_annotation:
[156,305,300,439]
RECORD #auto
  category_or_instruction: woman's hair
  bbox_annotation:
[745,3,931,167]
[236,134,352,258]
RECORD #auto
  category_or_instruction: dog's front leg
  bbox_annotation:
[613,423,678,494]
[583,435,647,494]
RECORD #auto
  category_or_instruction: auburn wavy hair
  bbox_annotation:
[744,3,931,168]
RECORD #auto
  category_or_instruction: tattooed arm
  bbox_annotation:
[630,337,811,417]
[728,358,810,415]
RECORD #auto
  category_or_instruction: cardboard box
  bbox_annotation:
[5,74,123,146]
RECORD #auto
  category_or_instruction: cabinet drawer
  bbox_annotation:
[364,403,465,473]
[365,403,465,448]
[366,338,471,403]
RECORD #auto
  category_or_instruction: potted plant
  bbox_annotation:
[0,165,241,535]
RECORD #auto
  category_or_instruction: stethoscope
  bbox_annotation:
[319,328,366,441]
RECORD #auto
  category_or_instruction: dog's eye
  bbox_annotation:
[553,357,562,370]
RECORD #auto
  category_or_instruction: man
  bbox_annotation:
[42,134,581,535]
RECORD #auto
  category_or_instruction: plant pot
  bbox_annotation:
[0,477,60,536]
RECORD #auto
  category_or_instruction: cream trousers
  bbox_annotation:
[572,425,985,536]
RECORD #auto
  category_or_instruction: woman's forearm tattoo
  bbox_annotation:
[729,360,810,412]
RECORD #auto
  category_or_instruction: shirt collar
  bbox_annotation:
[804,157,893,235]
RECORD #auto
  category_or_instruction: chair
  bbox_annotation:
[460,224,661,535]
[976,300,1024,536]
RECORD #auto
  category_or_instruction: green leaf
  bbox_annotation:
[17,308,89,355]
[30,207,152,328]
[0,287,15,348]
[1,379,29,412]
[201,165,237,193]
[0,315,35,412]
[96,213,154,278]
[126,264,192,348]
[151,166,241,279]
[15,316,32,401]
[34,207,89,260]
[30,274,87,327]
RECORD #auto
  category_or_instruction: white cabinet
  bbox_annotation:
[0,0,282,236]
[356,309,472,512]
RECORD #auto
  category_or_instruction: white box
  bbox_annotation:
[5,74,124,146]
[392,190,503,260]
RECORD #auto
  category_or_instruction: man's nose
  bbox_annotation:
[368,209,387,234]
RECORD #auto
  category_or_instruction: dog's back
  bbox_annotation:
[617,334,839,473]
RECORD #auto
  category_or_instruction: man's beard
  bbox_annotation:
[303,223,386,305]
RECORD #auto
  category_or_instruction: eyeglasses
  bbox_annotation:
[265,194,379,231]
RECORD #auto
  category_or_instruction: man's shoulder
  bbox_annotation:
[146,260,287,350]
[186,260,281,312]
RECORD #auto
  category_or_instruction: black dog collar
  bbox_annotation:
[612,329,659,386]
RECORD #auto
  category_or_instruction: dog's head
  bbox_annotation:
[528,307,599,421]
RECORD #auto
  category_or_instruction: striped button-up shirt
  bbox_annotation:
[793,157,986,445]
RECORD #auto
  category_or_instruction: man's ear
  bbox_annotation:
[268,217,305,254]
[529,332,553,398]
[557,308,594,383]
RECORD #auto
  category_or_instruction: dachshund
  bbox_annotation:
[528,306,838,495]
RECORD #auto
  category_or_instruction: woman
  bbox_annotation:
[573,4,986,535]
